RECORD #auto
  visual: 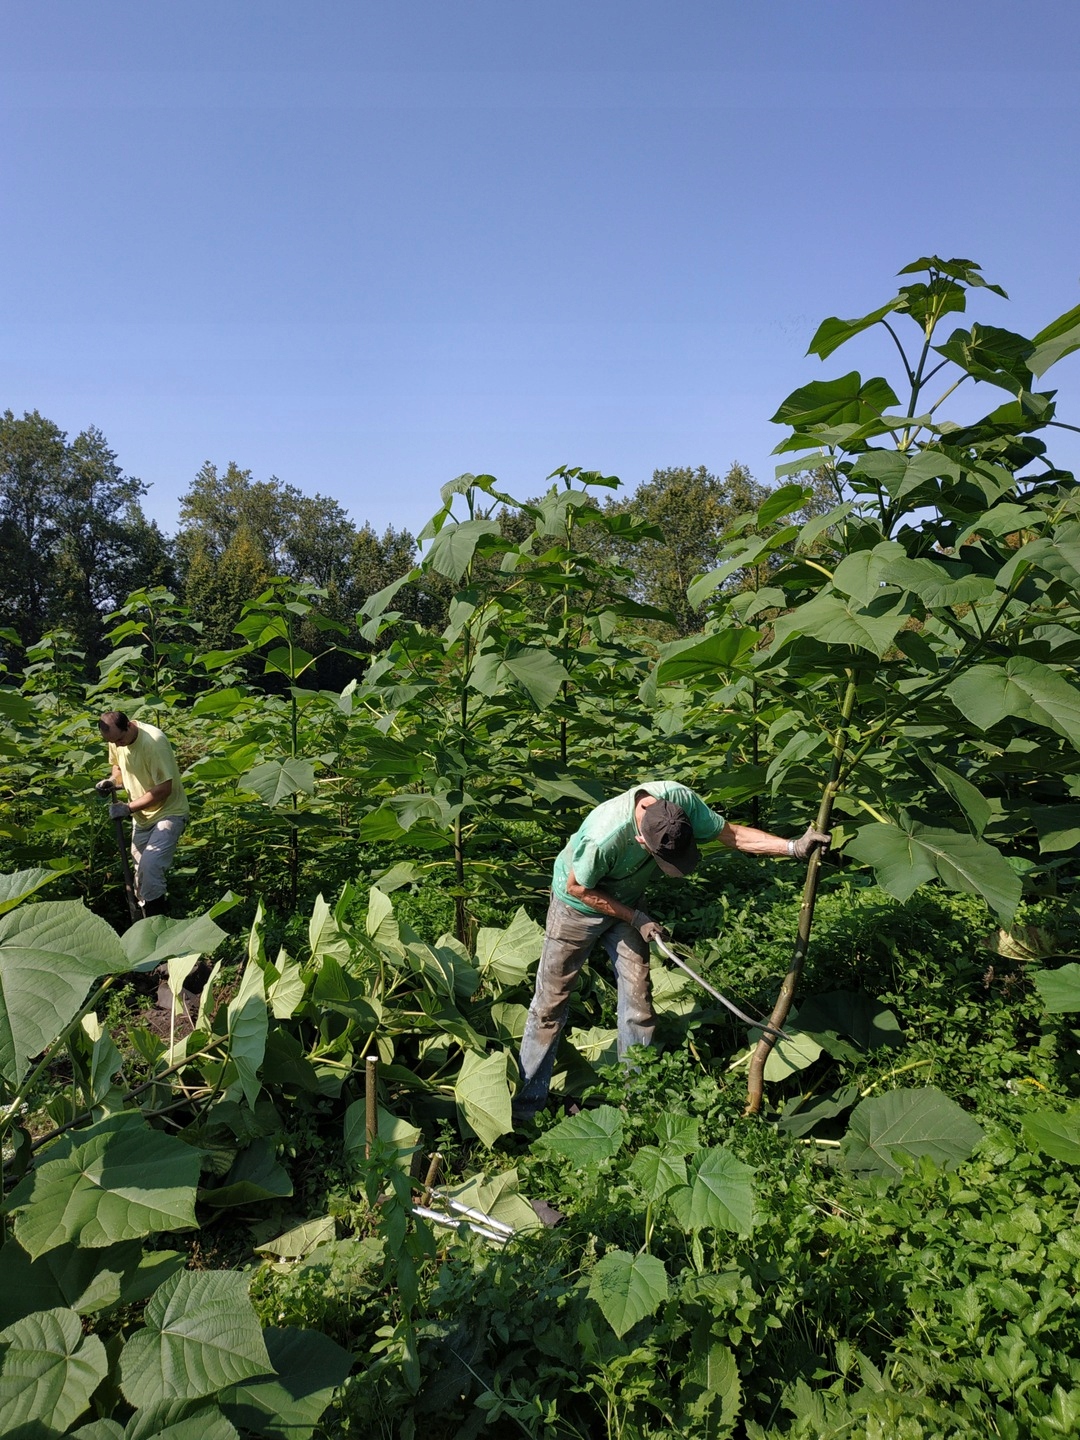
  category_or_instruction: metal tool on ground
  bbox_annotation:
[412,1188,514,1245]
[654,935,793,1042]
[95,779,140,923]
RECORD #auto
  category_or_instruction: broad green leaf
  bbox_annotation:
[847,821,1020,921]
[365,886,399,949]
[565,1025,618,1067]
[886,556,996,609]
[0,900,130,1083]
[499,646,570,709]
[655,629,759,685]
[927,760,992,837]
[771,592,906,658]
[587,1250,669,1338]
[200,1139,293,1208]
[267,952,306,1019]
[629,1145,687,1202]
[425,518,504,582]
[1031,805,1080,855]
[1022,1106,1080,1164]
[120,1270,271,1412]
[239,759,316,807]
[831,542,905,605]
[474,907,544,986]
[792,992,903,1056]
[947,657,1080,752]
[221,1326,353,1440]
[6,1113,200,1259]
[680,1339,741,1429]
[438,1167,542,1236]
[686,534,773,610]
[757,483,811,526]
[1028,302,1080,377]
[344,1103,422,1170]
[121,912,228,973]
[124,1407,240,1440]
[0,688,35,723]
[807,301,903,360]
[668,1148,754,1235]
[454,1050,513,1147]
[71,1422,124,1439]
[0,867,62,916]
[1033,963,1080,1013]
[653,1113,700,1153]
[778,1084,861,1138]
[80,1013,124,1106]
[307,894,351,965]
[770,372,899,432]
[0,1307,108,1436]
[537,1104,625,1166]
[227,964,268,1109]
[254,1217,336,1261]
[841,1087,983,1177]
[749,1027,823,1082]
[0,1238,140,1327]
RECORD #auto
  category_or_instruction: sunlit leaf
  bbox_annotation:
[0,1307,108,1436]
[587,1250,669,1338]
[841,1087,983,1177]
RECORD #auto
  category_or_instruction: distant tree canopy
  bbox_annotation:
[0,410,173,660]
[0,409,777,671]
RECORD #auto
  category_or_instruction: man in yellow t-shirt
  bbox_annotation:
[98,709,189,917]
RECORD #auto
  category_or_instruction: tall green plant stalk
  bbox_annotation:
[745,674,857,1114]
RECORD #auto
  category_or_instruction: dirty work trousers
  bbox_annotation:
[515,894,656,1120]
[131,816,187,904]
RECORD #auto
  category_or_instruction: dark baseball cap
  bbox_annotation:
[637,795,700,877]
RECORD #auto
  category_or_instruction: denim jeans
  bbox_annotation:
[515,894,655,1120]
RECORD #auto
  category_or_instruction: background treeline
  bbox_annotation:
[0,404,791,676]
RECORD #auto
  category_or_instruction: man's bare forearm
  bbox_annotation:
[718,822,791,858]
[565,869,639,924]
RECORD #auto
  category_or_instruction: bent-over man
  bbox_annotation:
[514,780,829,1121]
[97,710,189,917]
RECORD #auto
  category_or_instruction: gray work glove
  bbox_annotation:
[95,778,117,796]
[791,827,831,860]
[109,801,131,820]
[632,910,668,944]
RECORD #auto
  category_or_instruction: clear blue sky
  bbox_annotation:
[3,2,1079,539]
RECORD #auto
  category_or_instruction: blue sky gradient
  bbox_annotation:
[3,2,1079,536]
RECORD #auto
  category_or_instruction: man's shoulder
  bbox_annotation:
[137,722,169,745]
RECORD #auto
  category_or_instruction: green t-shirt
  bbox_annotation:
[109,722,189,827]
[551,781,725,915]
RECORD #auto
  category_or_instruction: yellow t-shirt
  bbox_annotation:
[108,722,189,827]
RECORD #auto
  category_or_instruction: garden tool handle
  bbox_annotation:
[653,937,792,1042]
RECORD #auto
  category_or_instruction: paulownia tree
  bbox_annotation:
[655,257,1080,1111]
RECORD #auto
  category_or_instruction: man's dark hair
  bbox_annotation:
[99,710,131,732]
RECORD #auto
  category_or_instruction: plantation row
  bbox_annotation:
[2,255,1080,1436]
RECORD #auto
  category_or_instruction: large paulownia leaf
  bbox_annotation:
[200,1138,292,1209]
[474,907,544,987]
[947,657,1080,752]
[343,1102,422,1171]
[239,759,316,807]
[679,1339,741,1432]
[807,301,904,360]
[0,900,130,1084]
[6,1112,200,1259]
[1022,1106,1080,1164]
[425,517,504,582]
[1033,963,1080,1013]
[123,1408,240,1440]
[1031,805,1080,855]
[668,1147,754,1234]
[0,867,63,917]
[454,1050,513,1146]
[778,1084,861,1138]
[121,912,228,973]
[792,991,903,1058]
[629,1146,687,1202]
[771,592,906,658]
[537,1104,625,1166]
[841,1087,983,1177]
[770,372,900,431]
[654,629,759,685]
[846,821,1020,921]
[0,1307,108,1436]
[221,1326,353,1440]
[0,1237,183,1328]
[119,1270,271,1412]
[1028,301,1080,378]
[587,1250,669,1338]
[227,960,268,1109]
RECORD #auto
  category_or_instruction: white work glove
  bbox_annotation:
[632,910,668,944]
[790,827,831,861]
[109,801,131,820]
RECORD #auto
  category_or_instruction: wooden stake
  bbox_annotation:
[365,1053,378,1157]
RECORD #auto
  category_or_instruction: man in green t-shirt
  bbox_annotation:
[515,782,829,1122]
[97,710,190,917]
